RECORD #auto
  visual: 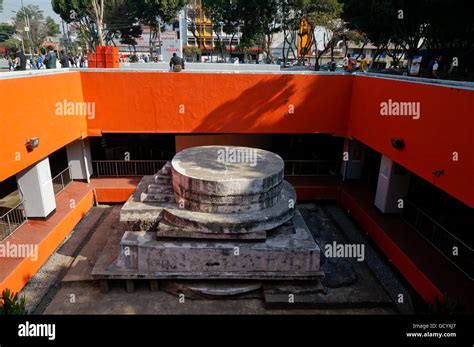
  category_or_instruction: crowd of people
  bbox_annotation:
[6,47,87,71]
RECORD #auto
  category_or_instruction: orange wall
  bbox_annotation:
[0,72,87,181]
[0,188,93,294]
[81,72,352,134]
[175,134,273,152]
[1,71,472,207]
[348,76,474,208]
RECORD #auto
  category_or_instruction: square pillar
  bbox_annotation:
[341,139,365,180]
[16,158,56,219]
[374,155,411,214]
[66,139,93,181]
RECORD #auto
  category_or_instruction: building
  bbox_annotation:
[181,1,248,62]
[0,67,472,312]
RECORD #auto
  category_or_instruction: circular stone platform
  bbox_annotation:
[171,146,284,198]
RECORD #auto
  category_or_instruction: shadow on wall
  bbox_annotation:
[191,75,293,133]
[190,74,352,134]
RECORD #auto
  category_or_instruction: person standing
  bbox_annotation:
[15,50,27,71]
[36,54,44,69]
[343,53,354,72]
[359,54,368,72]
[59,50,70,68]
[44,47,57,69]
[426,55,442,79]
[8,56,14,71]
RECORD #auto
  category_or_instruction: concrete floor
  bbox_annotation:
[43,281,394,315]
[24,204,407,315]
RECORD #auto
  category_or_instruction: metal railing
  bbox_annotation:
[92,160,169,177]
[0,201,27,242]
[91,160,340,177]
[401,199,473,280]
[52,167,73,195]
[284,160,340,176]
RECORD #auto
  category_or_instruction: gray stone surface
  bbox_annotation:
[110,148,321,285]
[161,281,263,299]
[172,146,284,199]
[162,181,296,234]
[94,209,321,280]
[156,220,267,240]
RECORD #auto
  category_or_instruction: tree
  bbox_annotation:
[91,0,105,46]
[53,0,135,50]
[127,0,185,56]
[422,0,474,74]
[52,0,99,50]
[45,16,61,37]
[13,5,61,53]
[0,23,15,42]
[103,1,142,48]
[342,0,435,68]
[237,0,282,63]
[203,0,243,60]
[280,0,303,65]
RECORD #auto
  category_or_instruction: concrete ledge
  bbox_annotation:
[0,183,94,294]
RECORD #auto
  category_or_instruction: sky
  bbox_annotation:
[0,0,61,24]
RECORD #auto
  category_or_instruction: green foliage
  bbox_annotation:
[127,0,186,25]
[0,289,27,315]
[184,46,201,62]
[45,16,61,36]
[0,23,15,42]
[52,0,184,51]
[12,5,61,52]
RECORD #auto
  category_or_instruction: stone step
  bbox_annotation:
[156,220,267,240]
[160,161,172,176]
[141,193,176,204]
[163,181,296,234]
[147,185,173,195]
[173,183,283,213]
[113,210,321,279]
[174,193,281,214]
[154,174,172,184]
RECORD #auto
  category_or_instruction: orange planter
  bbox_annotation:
[96,46,106,54]
[105,53,118,62]
[106,61,120,68]
[105,46,118,55]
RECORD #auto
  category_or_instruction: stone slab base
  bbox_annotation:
[93,209,321,281]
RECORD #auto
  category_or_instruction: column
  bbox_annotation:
[66,138,93,181]
[16,158,56,219]
[374,155,411,213]
[341,138,365,180]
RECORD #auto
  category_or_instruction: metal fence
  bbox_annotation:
[92,160,169,177]
[52,167,73,195]
[91,160,340,177]
[0,201,27,242]
[401,199,473,280]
